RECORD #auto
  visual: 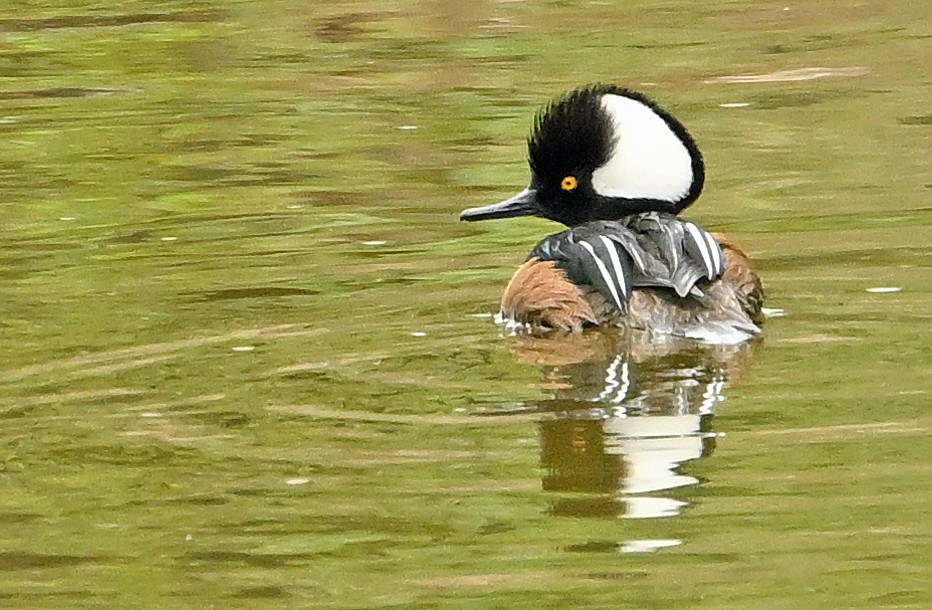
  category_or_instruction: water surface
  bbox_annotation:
[1,1,929,608]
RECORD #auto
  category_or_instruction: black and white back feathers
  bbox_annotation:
[528,212,725,314]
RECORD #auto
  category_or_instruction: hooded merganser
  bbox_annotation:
[460,84,764,342]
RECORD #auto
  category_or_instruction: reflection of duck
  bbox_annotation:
[502,332,758,524]
[461,85,764,342]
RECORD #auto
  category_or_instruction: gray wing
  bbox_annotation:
[530,228,635,313]
[603,214,725,297]
[527,212,725,314]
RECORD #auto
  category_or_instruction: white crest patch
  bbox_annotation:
[591,94,695,202]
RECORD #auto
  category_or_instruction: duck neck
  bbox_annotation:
[587,196,686,222]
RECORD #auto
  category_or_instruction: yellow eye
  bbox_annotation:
[561,175,578,191]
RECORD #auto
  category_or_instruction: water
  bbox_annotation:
[1,1,929,608]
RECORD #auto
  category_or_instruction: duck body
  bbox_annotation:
[501,213,763,341]
[460,84,764,343]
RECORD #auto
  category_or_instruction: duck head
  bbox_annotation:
[460,84,705,227]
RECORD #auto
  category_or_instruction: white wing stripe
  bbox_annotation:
[684,222,715,278]
[627,245,645,271]
[597,235,628,299]
[579,240,624,311]
[702,229,723,275]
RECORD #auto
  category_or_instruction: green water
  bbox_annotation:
[1,1,929,608]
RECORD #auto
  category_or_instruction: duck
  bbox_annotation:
[460,84,764,343]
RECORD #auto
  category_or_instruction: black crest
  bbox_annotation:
[527,84,618,182]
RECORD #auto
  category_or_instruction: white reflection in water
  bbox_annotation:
[510,331,756,526]
[606,417,705,494]
[604,376,723,518]
[623,497,687,519]
[619,539,682,554]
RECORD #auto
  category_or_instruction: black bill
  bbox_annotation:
[460,188,539,221]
